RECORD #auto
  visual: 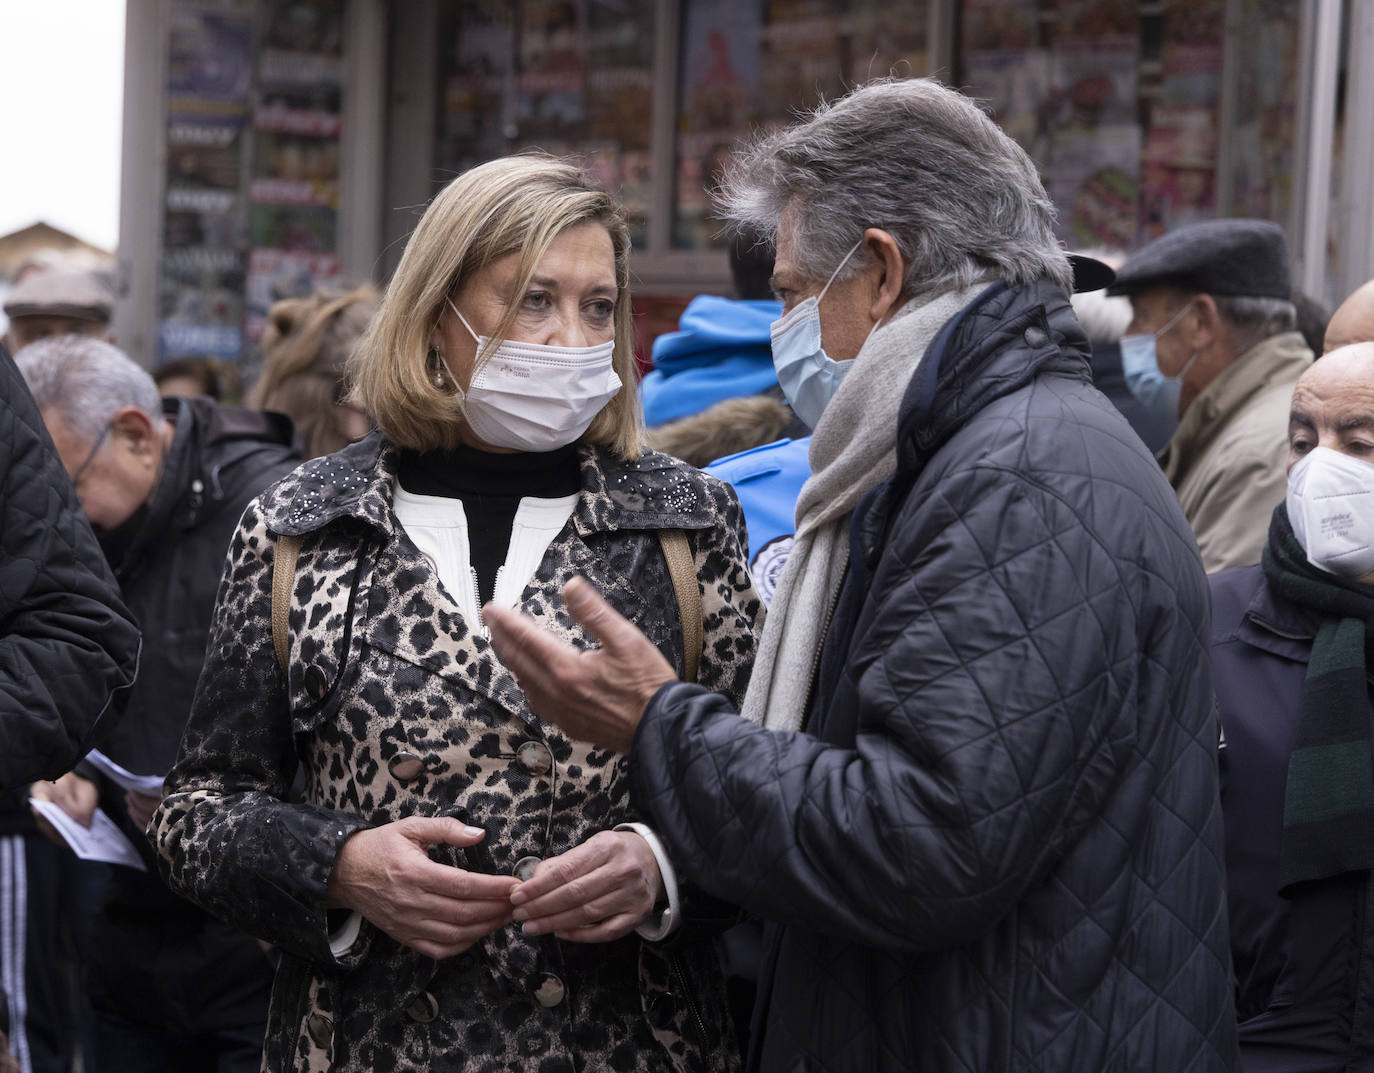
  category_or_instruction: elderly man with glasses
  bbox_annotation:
[14,336,298,1073]
[486,78,1238,1073]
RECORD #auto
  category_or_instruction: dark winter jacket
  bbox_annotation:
[1211,563,1374,1072]
[633,279,1239,1072]
[151,437,760,1073]
[87,395,298,1033]
[0,347,138,838]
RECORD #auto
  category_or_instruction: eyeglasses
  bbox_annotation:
[69,424,111,489]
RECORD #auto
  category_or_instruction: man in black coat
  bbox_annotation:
[15,335,299,1073]
[1211,341,1374,1072]
[0,344,139,1073]
[486,79,1238,1072]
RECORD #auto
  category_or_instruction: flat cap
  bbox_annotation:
[4,268,114,322]
[1107,219,1290,300]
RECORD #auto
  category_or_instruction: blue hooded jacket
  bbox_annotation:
[706,436,810,609]
[642,295,782,427]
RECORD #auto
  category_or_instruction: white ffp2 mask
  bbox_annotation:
[1286,446,1374,578]
[447,300,621,452]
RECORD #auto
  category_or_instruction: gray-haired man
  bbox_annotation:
[15,336,298,1073]
[485,78,1238,1072]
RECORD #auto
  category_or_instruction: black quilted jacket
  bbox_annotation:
[0,346,138,798]
[633,280,1240,1072]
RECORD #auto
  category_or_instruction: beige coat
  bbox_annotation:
[1159,330,1312,572]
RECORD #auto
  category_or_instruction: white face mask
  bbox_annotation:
[446,299,622,452]
[1286,446,1374,578]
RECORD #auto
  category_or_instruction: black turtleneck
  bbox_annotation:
[397,443,581,604]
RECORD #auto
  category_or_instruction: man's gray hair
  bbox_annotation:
[15,335,164,444]
[718,78,1073,295]
[1213,295,1298,350]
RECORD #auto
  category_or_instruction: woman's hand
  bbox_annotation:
[327,816,518,960]
[509,830,663,942]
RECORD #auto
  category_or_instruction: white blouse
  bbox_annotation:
[392,482,580,632]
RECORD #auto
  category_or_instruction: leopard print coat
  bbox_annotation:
[149,434,761,1073]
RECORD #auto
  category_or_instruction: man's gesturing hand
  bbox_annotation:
[483,576,678,754]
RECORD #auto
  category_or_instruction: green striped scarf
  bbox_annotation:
[1262,503,1374,895]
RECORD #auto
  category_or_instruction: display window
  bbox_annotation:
[958,0,1299,252]
[142,0,1321,371]
[433,0,658,248]
[158,0,345,369]
[671,0,930,250]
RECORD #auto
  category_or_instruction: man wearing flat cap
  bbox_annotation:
[3,269,116,355]
[1110,218,1311,571]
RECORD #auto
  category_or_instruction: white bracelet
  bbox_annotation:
[615,822,681,941]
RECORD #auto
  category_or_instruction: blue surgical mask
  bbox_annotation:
[770,239,875,430]
[1120,301,1199,424]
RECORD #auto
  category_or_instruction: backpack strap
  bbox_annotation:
[271,533,303,677]
[657,529,701,684]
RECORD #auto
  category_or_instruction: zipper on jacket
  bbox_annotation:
[669,954,709,1045]
[798,576,845,735]
[469,566,489,639]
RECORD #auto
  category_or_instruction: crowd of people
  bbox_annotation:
[3,75,1374,1073]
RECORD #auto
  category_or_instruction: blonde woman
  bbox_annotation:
[150,156,759,1073]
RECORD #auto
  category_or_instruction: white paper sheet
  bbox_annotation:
[28,799,147,871]
[84,749,165,797]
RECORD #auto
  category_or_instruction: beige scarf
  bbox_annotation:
[740,283,989,730]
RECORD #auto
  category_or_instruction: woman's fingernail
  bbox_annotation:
[509,888,526,906]
[521,921,540,936]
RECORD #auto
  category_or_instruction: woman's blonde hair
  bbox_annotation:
[350,154,643,458]
[254,284,380,459]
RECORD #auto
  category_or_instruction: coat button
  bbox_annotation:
[303,665,329,701]
[305,1011,333,1048]
[516,741,552,776]
[387,752,425,781]
[1023,325,1048,348]
[513,855,541,882]
[533,973,566,1007]
[406,991,439,1023]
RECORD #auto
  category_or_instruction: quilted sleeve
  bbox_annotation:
[690,477,761,707]
[631,463,1139,953]
[149,501,371,966]
[625,476,760,941]
[0,349,139,788]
